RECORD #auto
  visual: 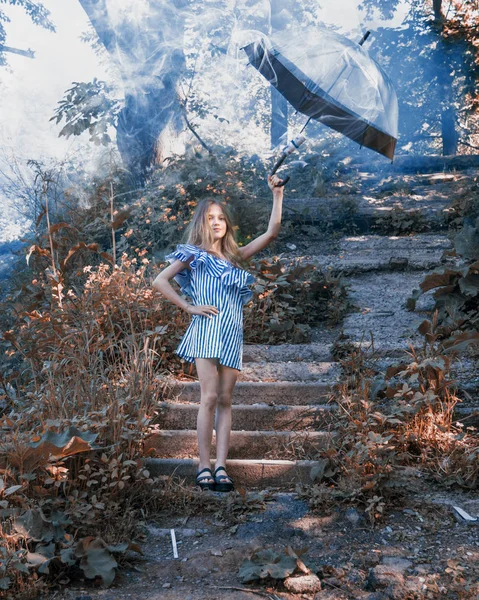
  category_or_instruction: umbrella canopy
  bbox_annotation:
[243,26,398,160]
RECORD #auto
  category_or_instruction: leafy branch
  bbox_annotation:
[50,79,121,145]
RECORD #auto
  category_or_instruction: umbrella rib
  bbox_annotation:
[300,117,312,134]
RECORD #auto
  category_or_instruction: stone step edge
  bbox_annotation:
[156,402,334,411]
[168,375,479,388]
[243,342,333,363]
[454,405,479,425]
[155,402,335,430]
[148,429,332,438]
[145,430,334,459]
[166,377,479,394]
[283,202,449,230]
[155,401,478,425]
[144,458,320,487]
[165,380,335,405]
[242,346,436,362]
[167,380,335,389]
[283,256,449,275]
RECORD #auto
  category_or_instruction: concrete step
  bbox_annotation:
[145,430,333,459]
[453,405,479,429]
[285,234,452,274]
[144,458,319,488]
[344,154,479,175]
[238,361,339,382]
[155,402,335,431]
[156,400,476,431]
[284,194,449,231]
[338,270,436,355]
[388,155,479,174]
[243,341,333,363]
[167,381,333,406]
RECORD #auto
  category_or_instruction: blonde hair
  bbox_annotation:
[184,199,244,268]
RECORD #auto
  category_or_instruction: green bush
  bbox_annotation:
[245,257,349,344]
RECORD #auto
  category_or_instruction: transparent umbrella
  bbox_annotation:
[243,25,398,163]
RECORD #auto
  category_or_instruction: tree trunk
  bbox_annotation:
[437,68,458,157]
[433,0,444,22]
[269,0,288,148]
[78,0,186,184]
[441,107,458,155]
[431,7,458,156]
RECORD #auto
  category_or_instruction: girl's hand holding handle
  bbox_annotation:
[186,304,219,319]
[268,174,286,193]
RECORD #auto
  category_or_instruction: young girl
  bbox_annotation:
[153,174,284,492]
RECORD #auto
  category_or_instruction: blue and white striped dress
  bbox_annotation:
[165,243,255,371]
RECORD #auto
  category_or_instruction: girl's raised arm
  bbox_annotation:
[238,174,284,261]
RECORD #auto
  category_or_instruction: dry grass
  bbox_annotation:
[0,251,193,596]
[299,321,479,522]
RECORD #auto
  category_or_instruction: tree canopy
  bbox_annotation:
[0,0,55,66]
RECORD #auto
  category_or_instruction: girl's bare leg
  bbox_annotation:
[195,358,220,482]
[215,363,239,481]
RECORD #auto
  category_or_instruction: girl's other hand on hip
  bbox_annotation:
[187,304,219,318]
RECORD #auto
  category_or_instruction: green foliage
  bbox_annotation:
[2,254,188,387]
[409,197,479,344]
[441,0,479,111]
[413,260,479,334]
[367,2,476,154]
[244,257,349,344]
[372,206,431,235]
[445,177,479,230]
[97,150,364,273]
[455,217,479,259]
[50,79,121,145]
[79,150,272,256]
[0,243,192,592]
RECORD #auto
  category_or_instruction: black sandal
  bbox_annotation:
[213,466,235,493]
[196,467,215,491]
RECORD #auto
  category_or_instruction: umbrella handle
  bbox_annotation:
[277,175,290,187]
[270,135,305,185]
[271,153,287,175]
[270,152,291,187]
[270,155,290,187]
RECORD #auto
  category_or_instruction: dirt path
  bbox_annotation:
[44,474,479,600]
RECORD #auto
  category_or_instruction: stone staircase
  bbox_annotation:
[145,168,479,488]
[145,375,337,487]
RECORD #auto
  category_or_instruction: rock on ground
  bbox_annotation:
[284,573,322,593]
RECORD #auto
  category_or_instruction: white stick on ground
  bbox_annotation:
[453,506,478,522]
[170,528,179,558]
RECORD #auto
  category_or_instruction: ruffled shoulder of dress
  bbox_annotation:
[164,243,206,270]
[220,261,255,305]
[164,243,254,304]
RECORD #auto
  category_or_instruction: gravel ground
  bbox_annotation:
[42,476,479,600]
